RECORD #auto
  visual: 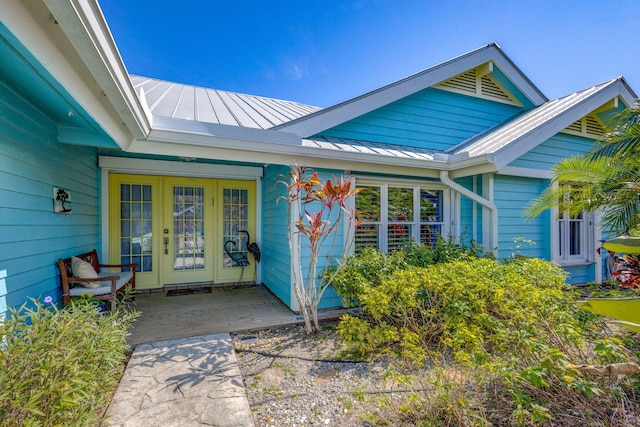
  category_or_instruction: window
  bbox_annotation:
[558,210,585,261]
[354,182,447,253]
[554,186,592,264]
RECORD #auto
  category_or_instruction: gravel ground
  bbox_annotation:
[232,322,401,427]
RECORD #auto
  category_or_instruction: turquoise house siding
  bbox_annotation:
[508,133,594,170]
[564,264,596,285]
[316,88,524,150]
[456,175,483,247]
[494,175,550,259]
[0,77,101,312]
[509,132,600,284]
[307,169,345,309]
[261,165,347,310]
[261,165,292,306]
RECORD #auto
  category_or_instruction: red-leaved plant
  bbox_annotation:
[279,165,362,334]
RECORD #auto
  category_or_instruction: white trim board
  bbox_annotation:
[98,156,264,179]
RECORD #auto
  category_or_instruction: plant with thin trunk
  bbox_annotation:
[279,165,362,334]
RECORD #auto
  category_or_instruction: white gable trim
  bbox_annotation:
[273,44,547,138]
[491,80,636,170]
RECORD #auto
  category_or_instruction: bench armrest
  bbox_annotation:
[98,263,138,270]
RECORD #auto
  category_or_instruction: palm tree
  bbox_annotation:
[526,105,640,235]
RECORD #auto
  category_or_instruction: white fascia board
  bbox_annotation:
[43,0,150,142]
[146,116,453,172]
[497,166,551,179]
[491,85,628,170]
[275,44,546,138]
[2,0,140,149]
[448,160,498,179]
[127,139,445,179]
[489,48,548,106]
[150,115,301,146]
[276,48,499,137]
[99,156,263,178]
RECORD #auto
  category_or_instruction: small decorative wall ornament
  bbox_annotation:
[53,187,72,214]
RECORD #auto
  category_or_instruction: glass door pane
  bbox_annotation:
[120,183,154,272]
[172,185,205,271]
[215,180,256,283]
[109,174,160,290]
[164,178,214,285]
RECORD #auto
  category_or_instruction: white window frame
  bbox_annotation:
[551,183,594,266]
[353,178,450,253]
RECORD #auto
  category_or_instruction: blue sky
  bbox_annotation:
[100,0,640,108]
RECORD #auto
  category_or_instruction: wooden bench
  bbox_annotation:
[58,249,137,311]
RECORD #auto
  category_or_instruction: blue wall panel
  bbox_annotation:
[509,133,594,170]
[317,88,523,151]
[261,166,348,310]
[456,176,483,247]
[0,78,100,313]
[261,165,292,307]
[494,175,549,259]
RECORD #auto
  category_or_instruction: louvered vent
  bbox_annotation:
[565,120,583,134]
[480,76,513,103]
[438,70,477,94]
[585,116,605,136]
[435,65,519,106]
[561,115,606,138]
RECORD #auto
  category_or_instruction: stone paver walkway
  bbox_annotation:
[106,333,254,427]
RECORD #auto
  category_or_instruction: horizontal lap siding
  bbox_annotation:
[261,166,347,310]
[456,176,481,246]
[0,79,100,312]
[261,165,292,306]
[564,264,595,285]
[509,133,595,170]
[317,88,523,151]
[494,175,549,259]
[310,169,345,309]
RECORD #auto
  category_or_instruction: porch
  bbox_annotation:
[127,284,348,346]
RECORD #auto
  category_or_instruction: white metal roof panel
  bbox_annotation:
[303,136,440,162]
[130,75,322,130]
[450,79,620,159]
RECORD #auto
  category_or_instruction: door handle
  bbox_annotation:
[164,237,169,255]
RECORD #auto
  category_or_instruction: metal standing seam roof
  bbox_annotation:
[449,79,620,158]
[302,136,442,162]
[130,75,322,130]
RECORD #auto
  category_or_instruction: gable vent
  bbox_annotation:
[480,75,513,103]
[435,66,521,106]
[438,70,476,94]
[562,115,607,138]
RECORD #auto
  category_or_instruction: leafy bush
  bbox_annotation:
[400,236,486,267]
[0,298,138,426]
[336,254,639,426]
[330,238,484,307]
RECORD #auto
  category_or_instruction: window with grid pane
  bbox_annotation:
[120,184,152,272]
[222,188,249,267]
[355,184,444,253]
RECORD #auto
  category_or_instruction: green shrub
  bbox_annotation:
[329,247,407,307]
[336,254,639,426]
[330,239,484,307]
[400,236,486,267]
[0,298,138,426]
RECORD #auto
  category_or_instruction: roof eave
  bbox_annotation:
[490,78,637,169]
[272,43,548,138]
[135,126,450,176]
[43,0,151,145]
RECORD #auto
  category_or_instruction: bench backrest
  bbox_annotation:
[58,249,100,281]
